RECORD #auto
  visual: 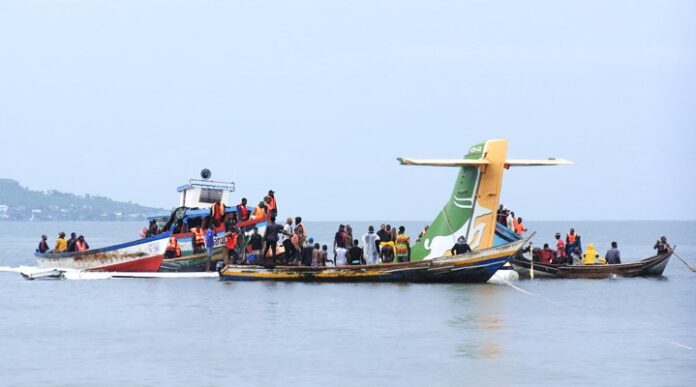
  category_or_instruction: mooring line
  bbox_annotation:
[497,277,693,351]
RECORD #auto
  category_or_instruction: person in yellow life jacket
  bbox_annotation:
[582,243,606,265]
[191,227,205,254]
[75,235,90,252]
[514,217,528,236]
[211,200,226,226]
[54,232,68,253]
[165,237,182,259]
[251,202,266,220]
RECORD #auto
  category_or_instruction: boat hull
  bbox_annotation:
[510,253,672,279]
[35,233,170,272]
[219,238,528,283]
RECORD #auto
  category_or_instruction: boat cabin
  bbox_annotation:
[177,179,236,208]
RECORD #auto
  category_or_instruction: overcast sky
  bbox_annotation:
[1,0,694,221]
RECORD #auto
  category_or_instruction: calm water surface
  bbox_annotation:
[0,221,694,386]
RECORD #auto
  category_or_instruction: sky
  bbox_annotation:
[0,0,694,221]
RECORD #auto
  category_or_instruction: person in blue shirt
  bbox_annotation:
[204,225,216,272]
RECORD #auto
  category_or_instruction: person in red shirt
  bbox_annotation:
[539,243,554,264]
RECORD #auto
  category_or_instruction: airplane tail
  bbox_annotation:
[409,140,507,260]
[402,139,570,261]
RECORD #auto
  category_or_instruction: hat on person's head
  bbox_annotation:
[268,190,274,194]
[308,237,314,243]
[457,235,466,242]
[555,232,561,237]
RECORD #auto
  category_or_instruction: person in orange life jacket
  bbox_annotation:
[237,197,250,222]
[37,235,49,253]
[191,227,205,254]
[539,243,554,264]
[204,225,216,272]
[252,201,267,220]
[266,190,277,217]
[513,217,527,236]
[75,235,89,252]
[554,233,566,264]
[165,237,182,259]
[224,225,240,266]
[211,200,226,225]
[565,228,581,256]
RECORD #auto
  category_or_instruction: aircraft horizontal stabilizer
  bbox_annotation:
[396,158,489,167]
[398,157,572,168]
[504,159,573,167]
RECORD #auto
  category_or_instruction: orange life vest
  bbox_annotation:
[75,240,88,252]
[212,203,225,221]
[267,196,276,212]
[166,238,182,257]
[252,206,265,219]
[192,228,204,245]
[567,233,577,244]
[226,233,238,249]
[238,205,250,221]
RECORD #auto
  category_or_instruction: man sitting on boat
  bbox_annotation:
[450,236,472,256]
[539,244,554,264]
[75,235,89,252]
[654,236,672,255]
[37,235,49,253]
[54,232,68,253]
[605,241,621,264]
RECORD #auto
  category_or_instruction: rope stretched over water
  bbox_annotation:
[496,276,693,351]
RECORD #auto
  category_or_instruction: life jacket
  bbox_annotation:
[76,240,88,252]
[252,206,265,219]
[166,238,182,257]
[226,233,238,249]
[567,233,577,244]
[238,204,250,221]
[192,228,204,245]
[212,203,225,221]
[267,196,276,212]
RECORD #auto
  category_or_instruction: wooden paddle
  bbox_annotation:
[672,247,696,272]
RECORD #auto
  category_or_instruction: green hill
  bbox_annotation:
[0,179,166,221]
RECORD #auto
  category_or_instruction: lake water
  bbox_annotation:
[0,221,694,386]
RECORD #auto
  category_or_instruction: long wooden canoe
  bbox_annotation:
[509,252,672,279]
[219,237,529,283]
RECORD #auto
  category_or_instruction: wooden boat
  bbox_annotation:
[219,236,529,283]
[509,252,672,279]
[34,233,170,272]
